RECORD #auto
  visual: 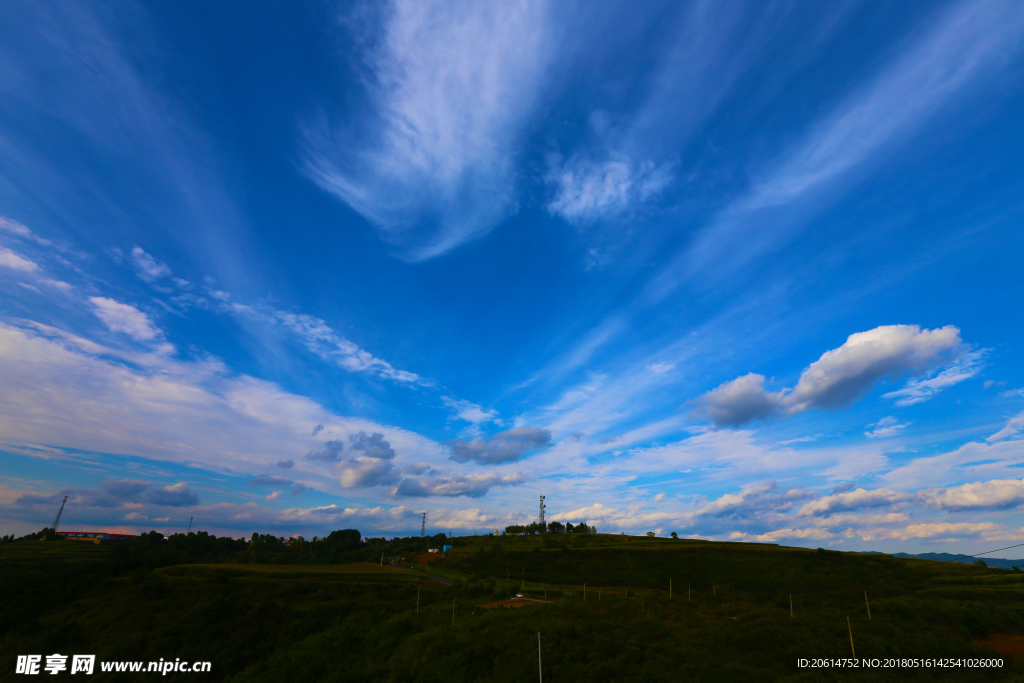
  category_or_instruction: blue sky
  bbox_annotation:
[3,0,1024,555]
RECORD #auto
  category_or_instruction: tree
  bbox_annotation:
[670,532,678,539]
[646,532,655,538]
[547,521,564,534]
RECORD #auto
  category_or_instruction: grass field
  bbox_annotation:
[2,536,1022,681]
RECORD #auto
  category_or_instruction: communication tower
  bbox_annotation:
[51,495,69,533]
[539,495,546,532]
[420,512,426,537]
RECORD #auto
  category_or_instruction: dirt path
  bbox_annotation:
[480,597,551,609]
[388,556,452,585]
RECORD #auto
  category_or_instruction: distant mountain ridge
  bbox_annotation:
[861,551,1023,569]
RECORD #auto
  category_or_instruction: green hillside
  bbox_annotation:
[2,533,1021,682]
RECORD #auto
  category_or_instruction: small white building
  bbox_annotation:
[428,548,440,553]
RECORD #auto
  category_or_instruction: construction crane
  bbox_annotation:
[51,495,69,533]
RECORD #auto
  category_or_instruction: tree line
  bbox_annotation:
[503,521,595,536]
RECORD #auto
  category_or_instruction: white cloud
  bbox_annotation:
[987,411,1024,443]
[89,297,161,342]
[798,488,910,517]
[0,217,57,249]
[446,426,552,464]
[546,155,673,223]
[882,438,1024,490]
[0,320,448,491]
[394,471,525,498]
[647,362,676,374]
[0,246,39,273]
[875,522,999,542]
[700,373,784,427]
[441,396,499,425]
[865,416,910,439]
[647,0,1024,299]
[305,0,556,261]
[918,478,1024,511]
[130,246,171,281]
[883,350,985,406]
[339,457,400,489]
[699,325,963,427]
[235,306,423,384]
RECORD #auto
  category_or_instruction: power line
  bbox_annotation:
[927,542,1024,565]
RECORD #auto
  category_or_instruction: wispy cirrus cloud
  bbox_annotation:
[647,0,1024,300]
[883,350,985,406]
[305,0,557,261]
[441,396,499,425]
[865,416,910,439]
[228,304,424,385]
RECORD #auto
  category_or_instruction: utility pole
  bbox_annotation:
[538,495,546,532]
[421,512,426,538]
[537,632,543,683]
[50,495,68,533]
[187,516,193,534]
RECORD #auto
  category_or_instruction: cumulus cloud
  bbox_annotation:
[306,440,345,463]
[798,488,910,517]
[100,479,151,501]
[446,426,552,464]
[332,432,399,488]
[918,478,1024,511]
[89,297,161,342]
[865,416,910,439]
[290,483,311,497]
[276,459,294,469]
[348,431,396,460]
[394,471,524,498]
[0,246,39,272]
[304,0,556,261]
[312,423,323,436]
[130,246,171,281]
[145,483,199,507]
[698,325,963,427]
[699,373,783,427]
[694,482,815,519]
[338,457,399,488]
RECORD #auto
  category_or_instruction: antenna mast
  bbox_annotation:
[539,495,546,533]
[51,495,69,533]
[420,512,426,538]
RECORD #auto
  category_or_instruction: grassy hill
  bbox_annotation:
[2,534,1021,681]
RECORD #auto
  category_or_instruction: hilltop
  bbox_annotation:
[1,532,1022,681]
